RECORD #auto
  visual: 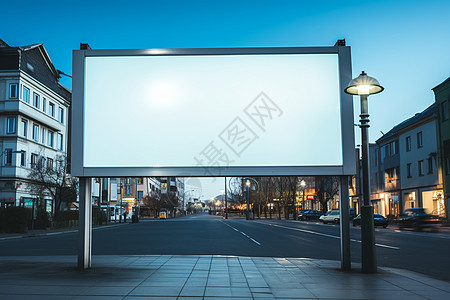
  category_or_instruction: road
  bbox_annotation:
[1,213,449,281]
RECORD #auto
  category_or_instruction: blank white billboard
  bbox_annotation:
[72,47,355,177]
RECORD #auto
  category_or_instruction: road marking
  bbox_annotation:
[255,221,400,250]
[219,220,261,245]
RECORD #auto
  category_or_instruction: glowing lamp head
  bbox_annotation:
[344,71,384,96]
[246,180,251,186]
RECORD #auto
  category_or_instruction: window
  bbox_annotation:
[137,191,143,199]
[20,119,27,137]
[20,151,26,167]
[384,140,398,158]
[407,163,412,178]
[41,128,45,144]
[58,107,64,123]
[417,132,423,148]
[7,117,15,134]
[47,158,53,170]
[31,153,38,168]
[374,148,379,166]
[49,102,55,117]
[33,92,40,108]
[57,133,63,151]
[447,158,450,175]
[22,86,30,103]
[428,158,433,174]
[418,160,424,176]
[375,172,379,189]
[125,185,131,195]
[442,100,449,121]
[38,156,45,168]
[136,177,143,184]
[5,149,12,166]
[42,98,47,112]
[9,83,18,99]
[32,124,39,142]
[406,136,411,152]
[47,131,54,148]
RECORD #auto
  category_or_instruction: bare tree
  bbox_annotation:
[315,176,339,213]
[286,176,299,219]
[27,154,78,212]
[142,190,161,218]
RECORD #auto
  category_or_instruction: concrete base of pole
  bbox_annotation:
[361,205,377,273]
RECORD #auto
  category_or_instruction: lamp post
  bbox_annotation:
[300,179,306,217]
[246,180,250,220]
[243,177,259,220]
[224,177,228,219]
[345,71,384,273]
[118,182,123,223]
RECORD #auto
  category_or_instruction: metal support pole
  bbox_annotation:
[339,175,351,271]
[269,197,272,219]
[258,188,261,219]
[225,177,228,219]
[78,177,92,269]
[246,185,250,220]
[360,94,377,273]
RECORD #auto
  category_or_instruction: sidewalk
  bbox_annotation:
[0,255,448,299]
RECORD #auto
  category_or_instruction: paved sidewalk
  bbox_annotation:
[0,255,448,299]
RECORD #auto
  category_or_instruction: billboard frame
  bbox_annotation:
[72,45,355,177]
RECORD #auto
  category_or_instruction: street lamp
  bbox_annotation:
[300,179,306,215]
[243,177,259,220]
[246,180,251,220]
[345,71,384,273]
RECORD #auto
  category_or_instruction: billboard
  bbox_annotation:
[72,46,355,177]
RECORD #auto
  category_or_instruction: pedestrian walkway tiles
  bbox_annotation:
[0,255,448,299]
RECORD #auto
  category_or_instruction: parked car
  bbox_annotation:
[298,210,323,221]
[319,210,340,224]
[352,214,388,228]
[398,208,440,231]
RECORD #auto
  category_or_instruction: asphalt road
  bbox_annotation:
[1,213,449,281]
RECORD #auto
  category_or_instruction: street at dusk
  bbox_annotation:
[1,0,450,299]
[2,214,449,281]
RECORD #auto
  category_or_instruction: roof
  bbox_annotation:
[0,39,70,101]
[432,76,450,91]
[376,103,436,144]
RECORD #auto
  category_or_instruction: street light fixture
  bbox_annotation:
[243,177,259,220]
[345,71,384,273]
[300,179,306,214]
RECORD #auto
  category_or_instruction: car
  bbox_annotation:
[319,210,340,224]
[298,210,323,221]
[398,207,440,231]
[352,214,388,228]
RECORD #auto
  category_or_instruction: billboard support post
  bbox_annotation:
[339,175,351,270]
[78,177,92,270]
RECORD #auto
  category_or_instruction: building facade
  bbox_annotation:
[433,77,450,220]
[0,39,71,213]
[370,104,444,218]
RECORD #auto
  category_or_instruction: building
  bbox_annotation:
[0,39,71,213]
[370,104,444,217]
[433,77,450,220]
[160,177,184,214]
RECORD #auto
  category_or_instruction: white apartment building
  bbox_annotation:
[370,104,444,217]
[398,105,444,215]
[0,39,71,213]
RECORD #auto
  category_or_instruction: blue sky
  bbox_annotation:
[2,0,449,198]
